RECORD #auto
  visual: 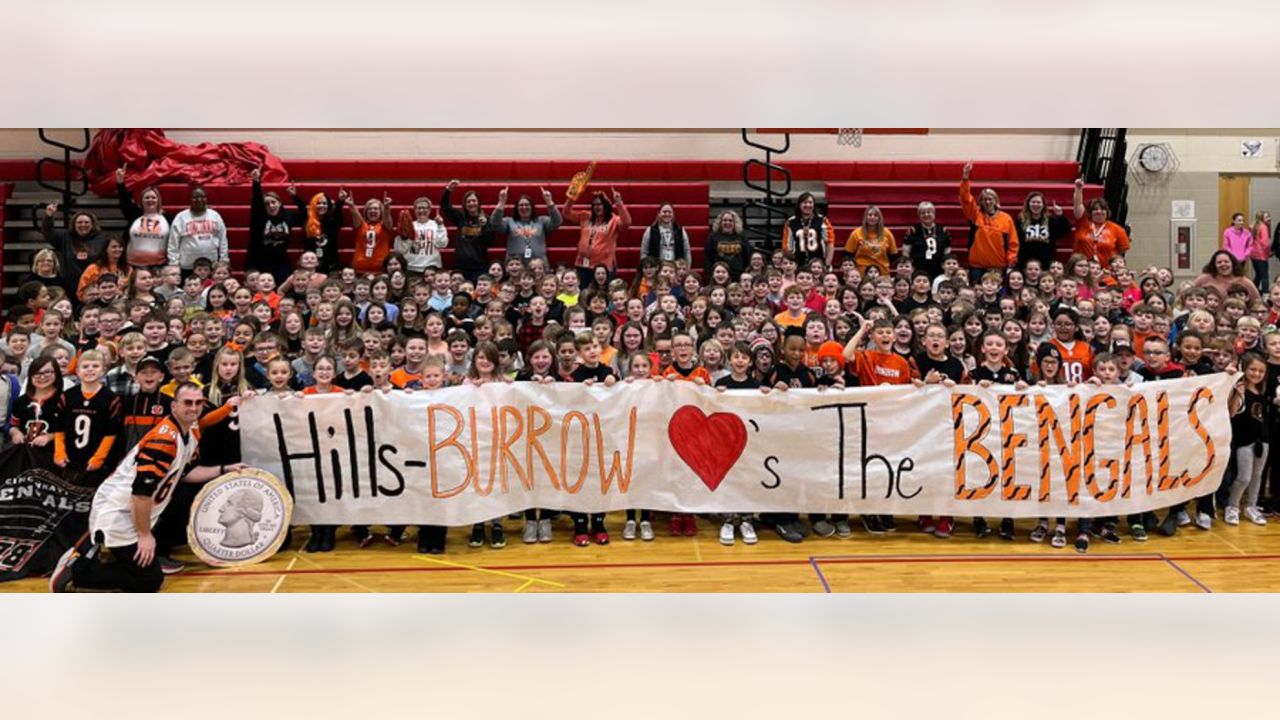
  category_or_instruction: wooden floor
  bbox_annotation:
[6,514,1280,592]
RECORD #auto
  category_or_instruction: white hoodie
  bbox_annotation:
[394,219,449,272]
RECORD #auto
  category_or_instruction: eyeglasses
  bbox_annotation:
[32,369,55,377]
[178,398,207,407]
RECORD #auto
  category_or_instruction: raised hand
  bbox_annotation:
[961,162,973,180]
[1074,177,1085,190]
[250,168,261,182]
[611,188,623,205]
[337,187,351,202]
[446,179,460,191]
[115,167,126,184]
[497,187,509,204]
[287,182,297,196]
[540,186,553,203]
[44,201,59,217]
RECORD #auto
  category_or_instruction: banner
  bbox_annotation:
[241,374,1236,525]
[0,446,93,582]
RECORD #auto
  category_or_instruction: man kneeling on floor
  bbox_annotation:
[51,383,247,593]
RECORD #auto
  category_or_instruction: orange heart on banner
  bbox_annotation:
[667,406,747,492]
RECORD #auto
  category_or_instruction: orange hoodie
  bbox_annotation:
[960,180,1018,270]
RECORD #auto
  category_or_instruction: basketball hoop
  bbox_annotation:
[837,127,863,147]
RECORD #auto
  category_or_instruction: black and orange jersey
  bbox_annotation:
[120,390,172,452]
[780,214,835,267]
[54,385,121,478]
[9,393,61,444]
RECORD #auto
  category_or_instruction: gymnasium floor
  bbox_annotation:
[6,514,1280,592]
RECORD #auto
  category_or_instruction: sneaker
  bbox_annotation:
[669,515,684,536]
[305,528,325,553]
[1245,507,1268,526]
[812,520,836,538]
[833,519,852,538]
[1029,523,1049,543]
[384,534,402,548]
[881,515,897,532]
[1175,510,1192,527]
[719,522,735,546]
[918,515,936,534]
[1194,512,1212,531]
[592,531,610,546]
[973,517,991,538]
[523,522,540,544]
[1130,524,1149,542]
[1050,527,1067,548]
[469,525,486,548]
[538,518,553,543]
[1225,506,1241,526]
[999,518,1015,541]
[1074,533,1090,554]
[775,522,804,543]
[358,534,375,549]
[1158,512,1179,537]
[49,545,81,593]
[417,534,432,554]
[740,520,758,545]
[622,519,638,541]
[1099,526,1122,544]
[934,517,954,538]
[490,524,506,549]
[682,515,697,537]
[639,521,655,541]
[158,556,185,575]
[861,515,884,535]
[572,533,590,547]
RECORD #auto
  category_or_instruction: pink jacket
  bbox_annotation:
[1223,226,1254,262]
[1251,223,1271,261]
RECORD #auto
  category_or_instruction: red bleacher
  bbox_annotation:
[3,159,1092,278]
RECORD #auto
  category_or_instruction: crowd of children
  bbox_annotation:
[3,168,1276,573]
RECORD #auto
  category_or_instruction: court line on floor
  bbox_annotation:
[269,556,298,594]
[809,557,832,593]
[180,551,1280,579]
[289,552,380,592]
[1161,557,1213,593]
[412,555,566,589]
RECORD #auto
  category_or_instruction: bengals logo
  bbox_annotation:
[24,420,48,443]
[151,404,165,416]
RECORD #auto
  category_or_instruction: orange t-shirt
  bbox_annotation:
[1072,220,1130,268]
[662,363,712,384]
[774,310,809,329]
[1132,329,1157,357]
[303,385,343,395]
[353,222,394,276]
[845,227,898,276]
[848,349,915,386]
[390,368,424,389]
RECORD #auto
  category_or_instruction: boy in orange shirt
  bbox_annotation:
[773,286,809,329]
[842,314,916,534]
[660,332,710,536]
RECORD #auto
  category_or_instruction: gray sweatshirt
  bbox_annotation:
[167,208,228,269]
[488,205,563,263]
